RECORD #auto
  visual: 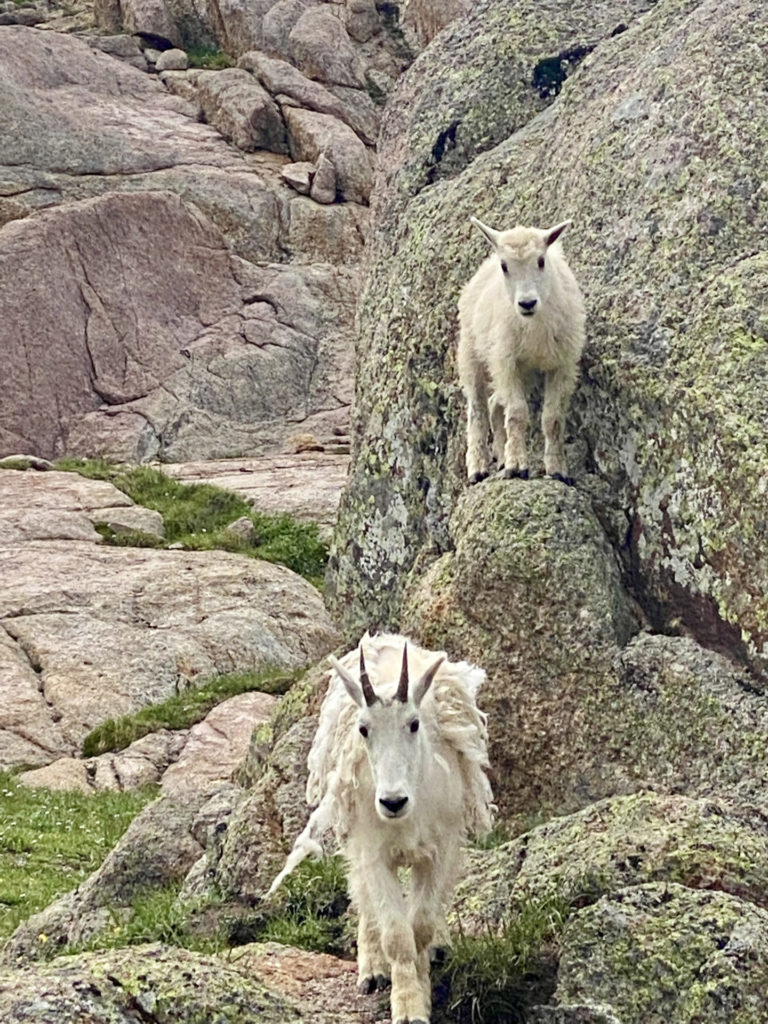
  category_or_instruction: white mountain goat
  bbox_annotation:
[268,633,493,1024]
[457,215,586,484]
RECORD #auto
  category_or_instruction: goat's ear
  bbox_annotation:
[544,220,572,247]
[470,216,502,249]
[329,655,364,707]
[412,655,445,708]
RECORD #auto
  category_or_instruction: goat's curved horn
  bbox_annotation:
[397,642,410,703]
[359,647,378,707]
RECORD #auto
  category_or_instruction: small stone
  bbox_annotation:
[142,46,162,67]
[310,152,336,204]
[224,515,256,543]
[281,161,315,195]
[155,47,188,71]
[287,432,324,454]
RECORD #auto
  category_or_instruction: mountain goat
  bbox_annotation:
[457,216,586,484]
[268,633,493,1024]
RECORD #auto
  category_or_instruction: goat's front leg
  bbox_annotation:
[458,342,493,484]
[491,370,530,479]
[410,843,460,965]
[364,863,430,1024]
[348,862,389,994]
[356,908,390,995]
[542,365,577,482]
[384,925,430,1024]
[464,386,492,485]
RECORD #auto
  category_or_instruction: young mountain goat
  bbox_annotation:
[457,216,586,484]
[268,633,493,1024]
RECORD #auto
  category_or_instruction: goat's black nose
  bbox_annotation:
[380,795,408,815]
[518,298,538,311]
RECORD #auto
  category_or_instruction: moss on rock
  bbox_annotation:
[0,943,302,1023]
[453,792,768,933]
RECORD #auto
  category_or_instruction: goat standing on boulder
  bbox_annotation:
[268,633,493,1024]
[457,216,586,484]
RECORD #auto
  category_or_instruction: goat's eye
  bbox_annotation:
[537,255,545,270]
[410,719,419,733]
[500,260,508,275]
[359,724,368,739]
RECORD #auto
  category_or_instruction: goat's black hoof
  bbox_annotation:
[549,472,574,486]
[375,973,391,992]
[502,467,529,480]
[468,470,489,485]
[358,976,376,995]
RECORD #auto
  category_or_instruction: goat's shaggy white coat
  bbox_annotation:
[457,216,586,483]
[268,633,493,1024]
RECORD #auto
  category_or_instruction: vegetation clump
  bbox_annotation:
[186,45,235,69]
[227,857,350,956]
[55,458,329,584]
[435,892,572,1024]
[81,666,301,757]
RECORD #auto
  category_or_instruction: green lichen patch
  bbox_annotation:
[557,884,768,1024]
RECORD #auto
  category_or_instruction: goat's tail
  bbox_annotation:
[265,784,336,898]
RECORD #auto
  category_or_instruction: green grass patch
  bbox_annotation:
[54,458,328,583]
[0,773,156,941]
[58,882,222,958]
[228,857,350,956]
[436,892,576,1024]
[82,666,302,757]
[186,45,235,69]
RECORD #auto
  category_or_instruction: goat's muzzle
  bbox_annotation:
[378,795,409,818]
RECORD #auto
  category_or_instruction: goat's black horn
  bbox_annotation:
[397,642,410,702]
[360,647,378,707]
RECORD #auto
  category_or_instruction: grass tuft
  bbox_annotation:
[186,45,235,69]
[228,857,350,955]
[82,666,302,757]
[55,458,329,583]
[0,773,157,941]
[436,891,575,1024]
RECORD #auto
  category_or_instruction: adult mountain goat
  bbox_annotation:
[268,633,493,1024]
[457,215,586,484]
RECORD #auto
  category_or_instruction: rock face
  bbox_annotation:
[556,884,768,1024]
[0,25,367,463]
[451,791,768,1022]
[0,943,303,1022]
[403,482,768,822]
[327,0,768,689]
[0,468,338,768]
[0,184,355,462]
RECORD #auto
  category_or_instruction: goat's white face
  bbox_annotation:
[471,216,571,320]
[329,644,444,823]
